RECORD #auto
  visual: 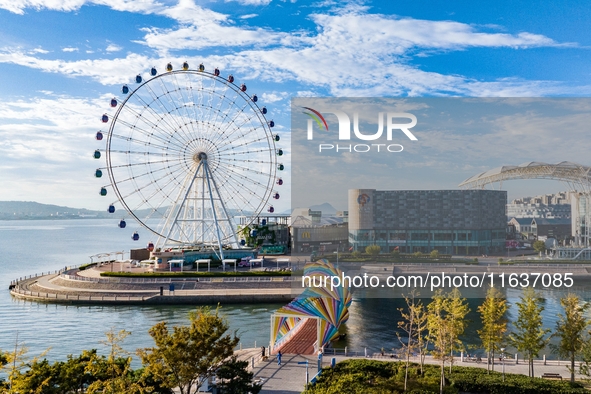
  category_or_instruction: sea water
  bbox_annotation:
[0,219,588,364]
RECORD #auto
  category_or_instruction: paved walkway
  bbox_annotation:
[33,274,293,297]
[248,351,584,394]
[253,354,318,394]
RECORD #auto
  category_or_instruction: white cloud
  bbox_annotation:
[239,13,258,19]
[226,0,272,5]
[0,2,583,99]
[261,92,289,103]
[105,43,122,52]
[0,94,110,207]
[62,47,79,52]
[0,49,152,85]
[0,0,163,14]
[157,0,227,25]
[92,0,164,14]
[0,0,86,14]
[30,47,49,54]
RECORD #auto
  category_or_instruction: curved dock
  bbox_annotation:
[10,266,297,305]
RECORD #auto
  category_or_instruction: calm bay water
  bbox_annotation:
[1,219,589,364]
[0,219,280,364]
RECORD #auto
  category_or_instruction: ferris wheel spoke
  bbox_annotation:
[116,100,177,138]
[206,173,261,215]
[125,166,189,217]
[128,81,193,150]
[212,123,262,150]
[216,134,273,155]
[213,98,258,143]
[109,133,186,154]
[208,82,231,128]
[122,89,183,136]
[217,160,275,180]
[152,78,199,146]
[213,165,272,199]
[110,159,185,187]
[169,74,202,145]
[105,157,182,171]
[115,109,189,153]
[183,75,208,144]
[218,148,277,160]
[204,77,219,125]
[115,167,187,212]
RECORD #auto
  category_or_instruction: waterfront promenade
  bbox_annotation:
[247,349,586,394]
[10,257,591,304]
[9,261,297,304]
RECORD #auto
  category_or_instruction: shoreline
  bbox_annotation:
[10,259,591,305]
[9,265,298,305]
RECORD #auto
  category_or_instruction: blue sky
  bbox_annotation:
[1,0,591,214]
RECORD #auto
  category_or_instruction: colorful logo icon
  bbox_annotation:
[302,107,328,131]
[357,193,370,207]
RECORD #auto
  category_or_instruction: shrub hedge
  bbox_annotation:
[306,359,587,394]
[99,271,291,278]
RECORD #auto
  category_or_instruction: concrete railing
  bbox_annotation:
[9,286,153,302]
[58,273,294,284]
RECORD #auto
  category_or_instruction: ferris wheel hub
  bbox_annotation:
[194,152,208,162]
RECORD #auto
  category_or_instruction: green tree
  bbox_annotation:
[477,287,508,372]
[427,289,470,394]
[86,329,147,394]
[579,338,591,380]
[214,356,262,394]
[1,334,50,393]
[59,350,101,394]
[139,306,240,394]
[2,349,99,394]
[427,290,452,394]
[365,245,381,256]
[397,290,428,390]
[430,249,440,259]
[446,288,470,373]
[9,358,56,394]
[351,250,362,259]
[509,287,550,378]
[533,240,546,256]
[391,249,401,259]
[552,294,590,383]
[413,251,423,259]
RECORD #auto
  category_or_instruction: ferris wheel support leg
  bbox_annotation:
[162,161,204,248]
[203,160,226,266]
[208,165,241,250]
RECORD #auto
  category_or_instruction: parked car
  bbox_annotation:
[238,257,252,267]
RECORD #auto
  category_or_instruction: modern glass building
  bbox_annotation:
[348,189,507,255]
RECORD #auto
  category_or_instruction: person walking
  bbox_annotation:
[277,350,282,366]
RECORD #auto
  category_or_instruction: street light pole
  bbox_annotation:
[501,347,506,382]
[297,360,309,391]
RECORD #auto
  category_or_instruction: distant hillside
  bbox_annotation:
[0,201,110,220]
[308,202,338,215]
[0,201,247,220]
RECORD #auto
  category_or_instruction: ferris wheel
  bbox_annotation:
[93,62,284,258]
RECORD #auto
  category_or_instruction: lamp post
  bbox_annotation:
[500,347,506,382]
[333,250,339,268]
[298,360,309,391]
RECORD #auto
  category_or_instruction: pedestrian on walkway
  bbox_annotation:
[277,351,282,366]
